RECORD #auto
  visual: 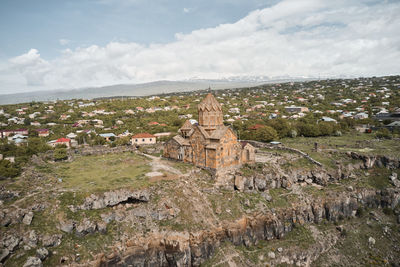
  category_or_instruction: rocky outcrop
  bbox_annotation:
[347,152,400,169]
[78,189,150,210]
[101,187,400,266]
[58,218,107,237]
[23,256,42,267]
[0,203,46,227]
[41,234,62,247]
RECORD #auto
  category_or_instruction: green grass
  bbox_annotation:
[268,188,298,208]
[282,157,315,170]
[363,168,393,190]
[281,131,400,158]
[202,225,315,266]
[314,210,400,266]
[51,152,151,193]
[170,160,193,173]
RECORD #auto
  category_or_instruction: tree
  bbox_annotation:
[77,132,88,145]
[375,128,391,139]
[318,122,335,136]
[254,126,278,142]
[115,136,130,146]
[297,122,320,137]
[0,160,20,178]
[54,148,68,161]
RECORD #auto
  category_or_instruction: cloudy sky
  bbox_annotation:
[0,0,399,94]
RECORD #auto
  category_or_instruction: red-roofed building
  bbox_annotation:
[48,138,71,148]
[0,129,29,138]
[131,133,156,145]
[35,129,50,137]
[148,121,159,126]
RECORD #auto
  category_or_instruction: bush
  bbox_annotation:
[375,128,391,139]
[54,148,68,161]
[0,160,20,178]
[297,123,320,137]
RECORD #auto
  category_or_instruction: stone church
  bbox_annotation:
[163,93,255,170]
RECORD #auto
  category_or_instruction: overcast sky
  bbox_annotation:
[0,0,399,94]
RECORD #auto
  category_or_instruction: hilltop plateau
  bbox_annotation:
[0,75,400,266]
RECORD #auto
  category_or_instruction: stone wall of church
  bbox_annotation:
[190,129,207,168]
[163,139,180,160]
[241,145,256,163]
[218,131,241,168]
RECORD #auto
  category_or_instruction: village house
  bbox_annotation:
[35,129,50,137]
[99,133,117,142]
[285,106,309,113]
[163,93,255,171]
[131,133,156,145]
[48,138,71,148]
[0,129,29,138]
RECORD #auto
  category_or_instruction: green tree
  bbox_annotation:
[254,126,278,142]
[375,128,391,139]
[54,148,68,161]
[0,160,20,178]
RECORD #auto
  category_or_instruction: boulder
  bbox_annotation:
[36,248,49,260]
[234,175,246,191]
[41,234,62,247]
[2,235,21,251]
[23,256,42,267]
[254,178,266,191]
[261,191,272,202]
[22,211,34,225]
[23,230,38,248]
[0,212,11,227]
[97,221,107,234]
[0,248,9,263]
[268,251,276,259]
[75,219,97,236]
[59,220,74,233]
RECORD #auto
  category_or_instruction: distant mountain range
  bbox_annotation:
[0,77,319,105]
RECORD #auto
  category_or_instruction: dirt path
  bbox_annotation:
[141,153,191,177]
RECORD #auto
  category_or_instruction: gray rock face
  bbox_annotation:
[0,248,10,263]
[59,220,75,233]
[0,210,11,227]
[41,234,62,247]
[23,212,34,225]
[234,175,246,191]
[24,230,38,248]
[36,248,49,260]
[1,235,21,252]
[261,191,272,202]
[75,219,97,237]
[97,221,107,234]
[79,189,150,210]
[255,177,266,191]
[23,256,42,267]
[103,187,400,267]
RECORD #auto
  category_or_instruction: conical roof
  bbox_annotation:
[180,120,193,130]
[198,93,222,111]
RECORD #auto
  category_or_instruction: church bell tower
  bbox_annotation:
[198,93,224,130]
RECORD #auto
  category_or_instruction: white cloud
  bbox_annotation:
[183,7,193,13]
[4,0,400,93]
[59,39,71,46]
